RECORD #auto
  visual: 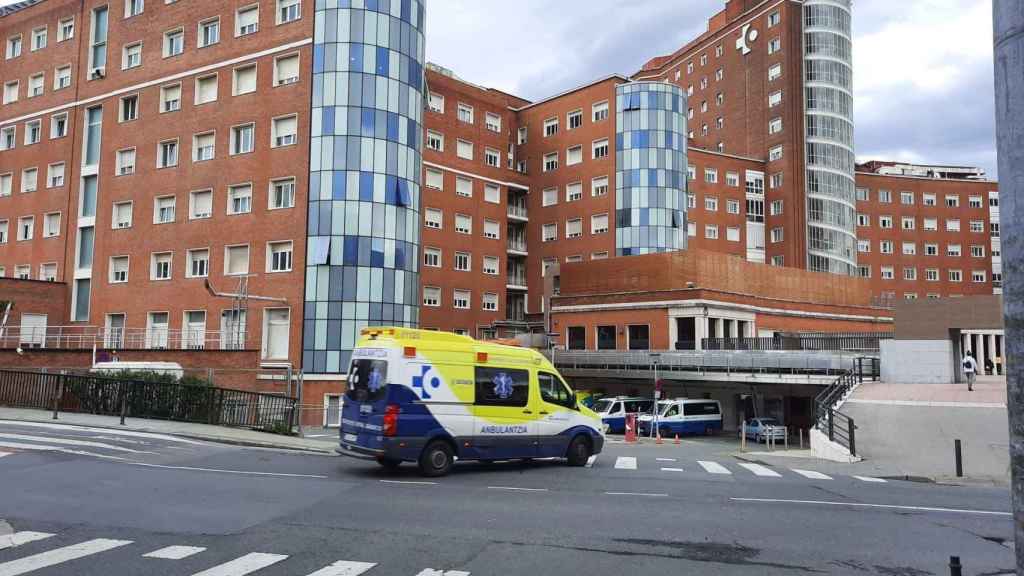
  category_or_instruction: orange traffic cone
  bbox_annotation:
[674,434,680,445]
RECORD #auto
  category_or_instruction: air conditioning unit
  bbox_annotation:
[90,67,105,79]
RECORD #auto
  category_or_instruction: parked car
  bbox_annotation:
[637,398,723,437]
[744,417,787,443]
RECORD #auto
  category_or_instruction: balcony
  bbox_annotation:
[507,238,528,255]
[507,204,528,221]
[1,326,251,351]
[506,273,528,290]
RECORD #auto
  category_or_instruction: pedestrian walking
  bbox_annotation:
[962,352,978,391]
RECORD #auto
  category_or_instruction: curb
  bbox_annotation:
[0,414,337,455]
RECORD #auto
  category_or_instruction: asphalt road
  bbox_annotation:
[0,421,1015,575]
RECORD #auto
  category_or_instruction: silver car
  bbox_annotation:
[744,417,787,443]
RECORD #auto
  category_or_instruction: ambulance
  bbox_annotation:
[337,328,604,477]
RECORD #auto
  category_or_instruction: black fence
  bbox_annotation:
[700,332,892,352]
[813,369,864,456]
[0,369,296,434]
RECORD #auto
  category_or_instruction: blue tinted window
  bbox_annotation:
[359,172,374,201]
[332,172,346,200]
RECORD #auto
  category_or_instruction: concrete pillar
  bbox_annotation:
[668,316,678,351]
[695,315,708,351]
[989,333,998,373]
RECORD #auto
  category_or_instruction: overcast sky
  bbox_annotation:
[0,0,997,177]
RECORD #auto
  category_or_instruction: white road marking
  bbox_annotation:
[379,479,437,485]
[614,456,637,470]
[655,458,676,462]
[585,454,597,468]
[0,532,54,551]
[660,467,684,472]
[190,552,289,576]
[128,462,327,478]
[0,433,155,454]
[605,492,668,497]
[0,538,132,576]
[305,560,378,576]
[0,421,205,444]
[791,469,832,480]
[414,570,471,576]
[487,486,548,492]
[736,462,782,477]
[304,434,331,438]
[143,545,207,559]
[730,497,1011,517]
[0,440,127,461]
[853,475,887,483]
[0,451,10,458]
[697,461,732,475]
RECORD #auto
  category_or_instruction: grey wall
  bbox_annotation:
[880,339,955,383]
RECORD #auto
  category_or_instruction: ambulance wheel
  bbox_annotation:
[419,440,454,477]
[566,435,592,466]
[377,457,401,471]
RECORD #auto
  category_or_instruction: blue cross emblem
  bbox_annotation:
[412,365,441,399]
[367,368,383,392]
[493,372,515,400]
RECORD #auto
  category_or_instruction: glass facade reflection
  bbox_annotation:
[803,0,857,274]
[304,0,426,373]
[614,82,688,256]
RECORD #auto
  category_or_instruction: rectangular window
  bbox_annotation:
[423,247,441,268]
[456,139,473,160]
[268,241,293,272]
[516,126,527,144]
[457,103,474,124]
[225,245,250,275]
[277,0,301,24]
[7,35,21,59]
[902,217,915,230]
[770,227,783,243]
[566,218,582,238]
[484,147,500,167]
[16,216,33,241]
[705,197,718,211]
[158,139,178,168]
[484,183,500,204]
[768,117,783,134]
[705,168,718,183]
[768,63,782,81]
[949,270,962,282]
[0,174,9,197]
[768,37,781,54]
[970,220,985,233]
[903,267,917,281]
[228,184,253,214]
[425,168,443,190]
[2,81,18,104]
[233,64,257,95]
[123,42,142,69]
[879,216,893,229]
[24,120,41,145]
[198,17,220,48]
[880,241,893,254]
[592,138,609,159]
[125,0,144,18]
[54,65,72,90]
[923,217,937,231]
[482,256,498,275]
[236,5,259,36]
[117,148,136,175]
[972,270,987,283]
[544,117,558,137]
[768,145,783,162]
[164,28,184,58]
[900,191,914,205]
[902,242,917,255]
[185,249,208,278]
[878,189,892,203]
[881,266,894,280]
[194,132,215,162]
[423,286,440,307]
[426,130,443,152]
[0,127,14,151]
[768,91,782,107]
[946,195,960,207]
[110,256,129,283]
[705,224,719,240]
[482,293,498,312]
[542,187,558,207]
[589,213,609,235]
[43,212,60,237]
[272,53,299,86]
[151,252,172,280]
[455,214,471,234]
[195,74,218,104]
[925,243,938,256]
[926,268,939,281]
[47,163,64,188]
[21,168,37,193]
[856,187,869,201]
[51,113,68,138]
[567,109,582,130]
[59,17,75,42]
[566,182,582,202]
[452,289,470,309]
[567,145,582,166]
[26,74,42,98]
[231,123,255,154]
[971,245,985,258]
[155,196,176,223]
[590,175,609,197]
[542,223,557,242]
[455,176,472,197]
[120,94,138,122]
[272,115,297,147]
[948,244,962,257]
[543,152,558,172]
[454,252,470,272]
[113,201,133,228]
[189,189,212,219]
[483,219,499,239]
[424,208,442,229]
[268,178,295,209]
[946,219,960,232]
[485,112,501,132]
[160,84,181,112]
[592,100,609,122]
[857,239,870,253]
[427,92,444,113]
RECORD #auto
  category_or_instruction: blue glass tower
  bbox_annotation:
[615,82,688,256]
[304,0,426,373]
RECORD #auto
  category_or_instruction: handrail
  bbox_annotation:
[0,326,250,350]
[811,356,876,456]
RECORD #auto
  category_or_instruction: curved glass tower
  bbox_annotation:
[803,0,857,275]
[304,0,426,373]
[615,82,688,256]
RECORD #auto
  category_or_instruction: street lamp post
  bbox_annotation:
[651,352,662,438]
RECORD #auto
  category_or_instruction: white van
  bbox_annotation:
[638,398,723,437]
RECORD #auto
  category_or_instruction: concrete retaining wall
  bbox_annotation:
[880,339,954,383]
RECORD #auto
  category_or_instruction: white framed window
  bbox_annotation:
[158,139,179,168]
[484,147,500,167]
[24,120,41,145]
[592,251,609,260]
[857,240,870,253]
[517,126,527,144]
[423,247,441,268]
[482,256,498,275]
[592,100,609,121]
[567,145,583,166]
[705,224,719,240]
[233,64,257,95]
[969,195,983,208]
[51,112,68,138]
[0,126,13,151]
[904,267,917,281]
[727,199,740,214]
[428,92,444,113]
[54,65,72,90]
[43,212,61,238]
[277,0,301,24]
[117,148,136,175]
[923,193,936,206]
[112,201,133,228]
[160,83,181,112]
[925,243,939,256]
[946,219,960,232]
[164,28,184,58]
[426,130,443,152]
[483,219,499,240]
[0,219,6,243]
[455,214,471,235]
[944,194,961,208]
[0,173,10,196]
[544,117,558,137]
[14,265,31,280]
[949,269,962,282]
[770,227,783,243]
[768,91,782,108]
[725,171,740,187]
[567,109,582,130]
[542,223,557,242]
[484,183,500,204]
[878,189,892,203]
[768,117,783,134]
[47,162,64,188]
[972,270,987,283]
[154,195,176,223]
[109,256,129,283]
[543,152,558,172]
[880,240,894,254]
[267,241,293,272]
[856,187,869,201]
[457,103,474,124]
[231,123,255,154]
[28,74,44,98]
[485,112,501,132]
[272,52,299,86]
[726,226,741,242]
[424,208,442,229]
[454,286,468,309]
[272,114,297,147]
[59,17,75,42]
[423,286,441,307]
[21,168,37,193]
[6,34,22,59]
[591,213,609,235]
[482,292,498,312]
[768,63,782,81]
[151,252,172,280]
[971,245,985,258]
[455,176,472,198]
[768,37,781,54]
[542,187,558,207]
[881,266,895,280]
[879,216,893,229]
[195,74,218,104]
[592,138,609,159]
[901,191,914,205]
[558,220,582,242]
[926,269,939,282]
[923,217,937,231]
[704,168,718,183]
[189,189,213,219]
[236,5,259,36]
[970,220,985,233]
[187,248,209,278]
[566,182,582,202]
[123,42,142,69]
[902,216,915,230]
[39,263,57,282]
[769,199,783,216]
[902,242,917,255]
[193,132,215,162]
[4,80,18,104]
[125,0,144,18]
[228,183,253,214]
[948,244,962,257]
[704,196,718,211]
[224,244,250,275]
[768,145,783,162]
[425,168,443,190]
[269,177,295,209]
[591,175,609,197]
[199,17,220,48]
[16,216,33,241]
[454,252,470,271]
[456,139,473,160]
[119,94,138,122]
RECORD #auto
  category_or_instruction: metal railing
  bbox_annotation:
[0,369,295,433]
[702,332,892,352]
[811,357,878,456]
[506,273,527,286]
[507,238,528,252]
[507,204,528,219]
[0,326,250,350]
[551,349,862,377]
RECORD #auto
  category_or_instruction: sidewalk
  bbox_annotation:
[0,407,339,454]
[847,376,1006,406]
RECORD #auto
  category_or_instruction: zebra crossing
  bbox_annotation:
[0,532,471,576]
[609,456,886,483]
